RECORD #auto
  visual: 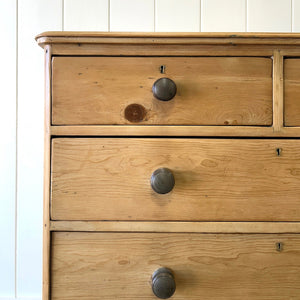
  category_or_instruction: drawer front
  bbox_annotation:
[51,138,300,221]
[52,56,272,126]
[285,58,300,126]
[51,232,300,300]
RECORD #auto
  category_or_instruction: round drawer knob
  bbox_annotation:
[152,268,176,299]
[152,78,177,101]
[151,168,175,194]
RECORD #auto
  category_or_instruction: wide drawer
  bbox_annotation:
[52,56,272,125]
[284,58,300,126]
[51,138,300,221]
[51,232,300,300]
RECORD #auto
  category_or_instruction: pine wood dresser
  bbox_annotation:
[36,32,300,300]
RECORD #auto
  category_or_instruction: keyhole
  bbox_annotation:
[160,65,166,74]
[276,148,282,156]
[276,242,283,252]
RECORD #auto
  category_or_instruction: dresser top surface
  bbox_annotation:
[35,31,300,48]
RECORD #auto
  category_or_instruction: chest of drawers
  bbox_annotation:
[36,32,300,299]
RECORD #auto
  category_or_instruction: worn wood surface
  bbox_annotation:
[50,125,300,137]
[35,33,300,58]
[51,43,279,56]
[40,33,300,300]
[52,56,272,126]
[284,58,300,126]
[43,45,51,300]
[50,221,300,233]
[36,31,300,47]
[36,31,300,38]
[51,138,300,221]
[51,232,300,300]
[272,50,284,131]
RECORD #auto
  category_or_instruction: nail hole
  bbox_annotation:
[276,242,283,252]
[276,148,282,156]
[160,65,166,74]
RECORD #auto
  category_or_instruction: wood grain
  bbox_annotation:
[51,232,300,300]
[36,31,300,38]
[35,33,300,58]
[50,43,278,56]
[272,50,284,131]
[43,45,51,300]
[35,31,300,47]
[50,125,300,137]
[52,56,272,126]
[50,221,300,233]
[39,34,300,300]
[284,58,300,126]
[51,138,300,221]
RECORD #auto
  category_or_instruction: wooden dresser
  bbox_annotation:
[36,32,300,299]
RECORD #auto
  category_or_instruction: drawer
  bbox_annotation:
[51,138,300,221]
[284,58,300,126]
[51,232,300,300]
[52,56,272,126]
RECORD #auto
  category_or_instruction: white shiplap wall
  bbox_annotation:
[0,0,298,298]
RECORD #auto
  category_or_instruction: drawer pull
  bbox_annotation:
[152,267,176,299]
[152,78,177,101]
[151,168,175,194]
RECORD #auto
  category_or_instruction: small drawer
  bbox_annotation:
[52,56,272,126]
[51,138,300,221]
[284,58,300,126]
[51,232,300,300]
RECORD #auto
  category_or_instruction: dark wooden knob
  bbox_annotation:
[151,168,175,194]
[152,78,177,101]
[152,268,176,299]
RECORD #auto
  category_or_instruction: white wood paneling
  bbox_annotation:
[64,0,109,31]
[293,0,300,31]
[201,0,246,32]
[0,298,40,300]
[247,0,292,32]
[110,0,154,31]
[17,0,62,297]
[155,0,200,32]
[0,0,16,296]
